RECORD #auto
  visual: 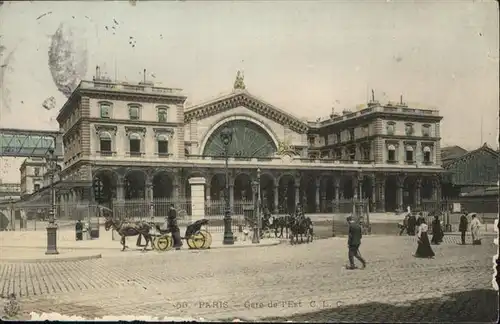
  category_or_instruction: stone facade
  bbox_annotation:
[55,73,445,214]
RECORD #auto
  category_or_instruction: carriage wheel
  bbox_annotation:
[198,230,212,249]
[157,235,173,251]
[191,231,206,249]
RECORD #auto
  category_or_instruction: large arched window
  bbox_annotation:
[202,119,277,158]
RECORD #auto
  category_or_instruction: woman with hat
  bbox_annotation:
[414,219,435,258]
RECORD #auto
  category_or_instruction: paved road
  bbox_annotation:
[0,235,497,322]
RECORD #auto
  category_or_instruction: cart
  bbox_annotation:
[151,219,212,252]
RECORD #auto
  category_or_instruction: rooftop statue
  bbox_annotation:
[233,70,246,90]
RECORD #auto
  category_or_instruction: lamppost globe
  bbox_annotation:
[220,127,233,147]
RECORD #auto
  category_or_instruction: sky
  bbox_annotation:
[0,0,498,183]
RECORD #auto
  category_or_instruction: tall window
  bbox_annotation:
[308,136,315,146]
[157,134,169,156]
[34,184,40,192]
[387,145,396,162]
[99,132,112,155]
[348,129,355,141]
[423,146,432,163]
[129,133,141,156]
[361,145,370,160]
[335,132,341,143]
[157,107,168,122]
[129,105,140,120]
[405,145,414,162]
[361,125,369,137]
[34,167,40,176]
[99,103,111,119]
[334,149,342,160]
[348,146,356,160]
[405,123,414,136]
[386,122,395,135]
[422,124,431,137]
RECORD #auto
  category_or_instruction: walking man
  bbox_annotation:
[459,212,468,245]
[346,215,366,270]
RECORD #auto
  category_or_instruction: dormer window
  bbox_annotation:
[405,123,414,136]
[405,145,414,163]
[386,122,395,135]
[422,124,431,137]
[128,105,141,120]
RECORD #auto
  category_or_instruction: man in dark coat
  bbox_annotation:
[407,213,417,236]
[346,216,366,270]
[75,220,83,241]
[168,204,183,249]
[459,213,469,245]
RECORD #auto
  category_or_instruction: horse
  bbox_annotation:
[272,215,293,238]
[104,218,153,251]
[289,214,314,244]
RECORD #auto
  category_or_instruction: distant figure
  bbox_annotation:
[470,213,482,245]
[168,204,183,249]
[431,215,444,245]
[407,213,417,236]
[414,219,435,258]
[416,212,425,227]
[346,216,366,270]
[75,220,83,241]
[459,213,469,245]
[399,213,409,236]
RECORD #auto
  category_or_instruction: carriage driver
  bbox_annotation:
[168,203,183,250]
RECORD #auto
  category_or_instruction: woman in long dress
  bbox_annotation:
[414,220,435,258]
[470,213,482,245]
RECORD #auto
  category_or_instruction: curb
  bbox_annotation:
[0,254,102,264]
[206,240,281,250]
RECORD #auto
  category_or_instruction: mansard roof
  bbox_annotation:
[183,89,310,134]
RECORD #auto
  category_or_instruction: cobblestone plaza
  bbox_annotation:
[0,236,497,322]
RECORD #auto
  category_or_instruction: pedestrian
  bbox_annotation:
[431,215,443,245]
[459,213,468,245]
[407,213,417,236]
[168,203,183,249]
[470,213,482,245]
[399,213,409,236]
[414,219,435,258]
[345,215,366,270]
[416,212,426,227]
[75,219,83,241]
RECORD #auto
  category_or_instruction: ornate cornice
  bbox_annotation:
[184,92,309,134]
[94,124,118,135]
[125,126,146,137]
[153,127,175,138]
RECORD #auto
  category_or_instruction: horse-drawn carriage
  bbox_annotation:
[103,215,213,252]
[151,219,212,251]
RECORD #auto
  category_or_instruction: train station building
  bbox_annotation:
[52,70,444,214]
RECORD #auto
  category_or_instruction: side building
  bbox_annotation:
[55,71,445,214]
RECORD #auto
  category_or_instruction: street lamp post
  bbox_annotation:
[45,148,59,255]
[220,127,234,245]
[252,168,261,244]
